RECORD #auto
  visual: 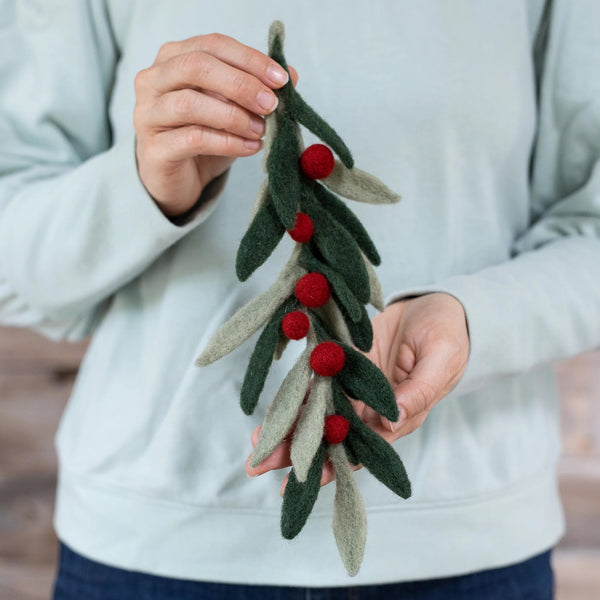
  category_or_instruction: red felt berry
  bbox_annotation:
[295,272,330,307]
[310,341,346,376]
[300,144,335,180]
[287,212,314,243]
[281,311,310,340]
[324,415,350,444]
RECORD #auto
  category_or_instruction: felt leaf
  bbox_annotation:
[236,188,286,281]
[340,301,373,353]
[312,298,353,346]
[313,182,381,266]
[328,442,367,577]
[322,159,401,205]
[311,290,372,353]
[290,375,331,482]
[300,188,370,304]
[298,244,362,323]
[281,441,326,539]
[290,87,353,169]
[332,383,411,499]
[267,21,295,111]
[195,246,305,366]
[249,178,269,223]
[334,343,398,422]
[262,113,278,174]
[273,329,291,361]
[249,342,314,468]
[240,296,298,416]
[267,116,302,229]
[362,252,384,311]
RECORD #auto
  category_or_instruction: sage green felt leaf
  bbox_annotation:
[297,245,362,323]
[249,342,314,468]
[312,299,353,346]
[240,296,298,416]
[267,115,302,229]
[362,252,385,311]
[312,290,372,352]
[300,189,370,304]
[236,189,286,281]
[334,343,398,422]
[323,159,401,205]
[195,246,305,366]
[290,87,353,169]
[262,113,277,174]
[332,383,411,499]
[281,441,326,539]
[249,179,269,223]
[291,375,331,482]
[328,442,367,577]
[313,182,381,266]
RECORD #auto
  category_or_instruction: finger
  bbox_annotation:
[146,89,265,139]
[246,440,291,477]
[288,65,299,88]
[144,51,280,116]
[149,124,262,163]
[391,344,458,427]
[153,33,290,88]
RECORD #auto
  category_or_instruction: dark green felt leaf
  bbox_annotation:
[300,189,370,304]
[298,244,362,322]
[281,441,327,539]
[267,116,302,229]
[332,383,411,499]
[236,190,286,281]
[340,301,373,353]
[313,182,381,266]
[240,296,298,415]
[334,343,399,422]
[290,87,353,169]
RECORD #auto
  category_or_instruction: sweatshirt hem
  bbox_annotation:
[53,464,566,586]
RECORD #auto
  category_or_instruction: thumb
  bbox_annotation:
[384,347,451,432]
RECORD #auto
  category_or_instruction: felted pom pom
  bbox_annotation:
[310,341,345,376]
[287,212,314,243]
[300,144,335,180]
[281,311,310,340]
[295,272,330,307]
[324,414,350,444]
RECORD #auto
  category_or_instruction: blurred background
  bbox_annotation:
[0,326,598,599]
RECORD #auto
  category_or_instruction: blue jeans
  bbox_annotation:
[52,540,555,599]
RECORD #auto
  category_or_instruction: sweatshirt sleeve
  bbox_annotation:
[384,0,600,397]
[0,1,228,342]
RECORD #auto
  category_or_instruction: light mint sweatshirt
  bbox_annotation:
[1,0,599,586]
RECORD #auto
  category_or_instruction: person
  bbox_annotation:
[1,0,598,598]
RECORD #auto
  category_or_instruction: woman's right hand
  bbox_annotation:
[133,33,298,218]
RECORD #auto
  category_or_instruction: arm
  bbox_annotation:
[0,2,293,342]
[384,0,600,397]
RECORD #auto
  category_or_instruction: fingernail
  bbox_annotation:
[267,65,289,85]
[257,89,278,111]
[244,139,261,151]
[250,116,265,135]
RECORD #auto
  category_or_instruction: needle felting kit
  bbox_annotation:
[196,20,411,576]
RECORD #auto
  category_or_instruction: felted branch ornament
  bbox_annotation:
[195,20,411,577]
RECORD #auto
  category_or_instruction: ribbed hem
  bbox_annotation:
[53,465,566,587]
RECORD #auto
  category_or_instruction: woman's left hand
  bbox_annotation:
[245,292,470,494]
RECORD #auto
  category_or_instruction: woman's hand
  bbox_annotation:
[133,33,298,218]
[245,292,470,494]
